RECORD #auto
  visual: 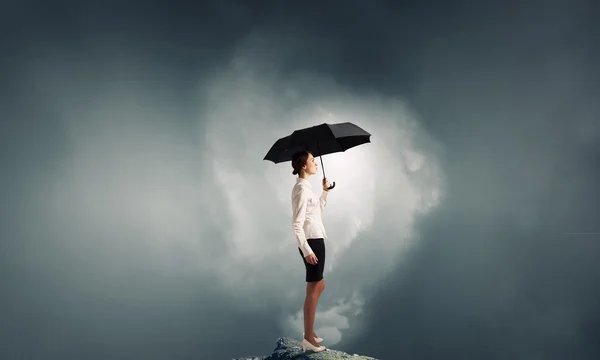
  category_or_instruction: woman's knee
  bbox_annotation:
[306,282,319,295]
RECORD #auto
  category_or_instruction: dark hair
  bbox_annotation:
[291,151,311,175]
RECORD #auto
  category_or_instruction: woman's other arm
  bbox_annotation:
[319,177,331,211]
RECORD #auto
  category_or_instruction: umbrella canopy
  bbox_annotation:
[263,122,371,189]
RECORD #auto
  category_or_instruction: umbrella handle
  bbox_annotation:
[327,181,336,190]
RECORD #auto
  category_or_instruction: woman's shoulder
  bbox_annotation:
[291,182,310,196]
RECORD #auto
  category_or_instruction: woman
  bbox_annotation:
[290,150,332,353]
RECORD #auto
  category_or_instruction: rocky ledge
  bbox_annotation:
[234,337,378,360]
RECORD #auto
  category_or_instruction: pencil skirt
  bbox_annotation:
[298,238,325,282]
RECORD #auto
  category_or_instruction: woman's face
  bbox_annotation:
[303,153,318,175]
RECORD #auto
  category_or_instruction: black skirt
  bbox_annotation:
[298,238,325,282]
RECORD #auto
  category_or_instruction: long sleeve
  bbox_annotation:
[292,188,313,257]
[319,190,328,211]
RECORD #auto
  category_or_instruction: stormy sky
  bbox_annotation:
[1,1,599,359]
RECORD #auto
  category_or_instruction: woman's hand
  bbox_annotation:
[322,177,332,191]
[305,253,318,265]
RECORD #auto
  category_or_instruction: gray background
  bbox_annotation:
[1,1,599,359]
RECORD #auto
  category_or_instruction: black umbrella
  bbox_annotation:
[263,122,371,190]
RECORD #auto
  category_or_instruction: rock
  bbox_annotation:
[234,337,378,360]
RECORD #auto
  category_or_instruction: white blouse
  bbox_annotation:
[291,177,329,257]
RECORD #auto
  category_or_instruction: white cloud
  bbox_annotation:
[284,290,365,345]
[199,34,445,345]
[26,32,444,347]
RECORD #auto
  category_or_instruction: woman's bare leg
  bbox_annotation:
[303,279,323,346]
[312,280,325,339]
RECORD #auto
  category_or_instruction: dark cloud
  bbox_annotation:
[333,1,600,359]
[1,0,599,359]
